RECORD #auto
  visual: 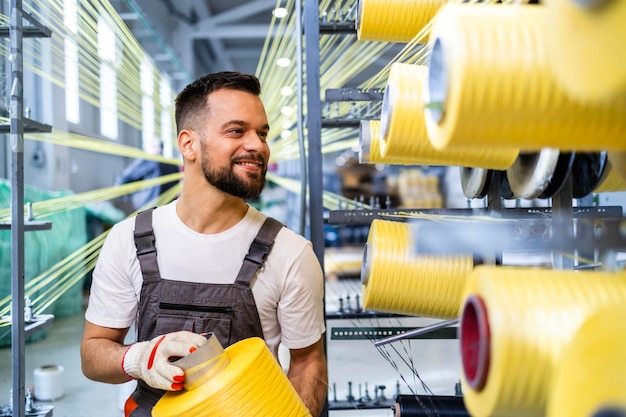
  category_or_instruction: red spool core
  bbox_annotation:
[460,295,491,391]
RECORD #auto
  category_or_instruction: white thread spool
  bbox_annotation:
[33,365,64,401]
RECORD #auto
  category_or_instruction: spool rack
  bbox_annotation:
[2,2,54,417]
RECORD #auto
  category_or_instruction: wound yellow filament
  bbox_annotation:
[381,63,519,169]
[546,304,626,417]
[461,265,626,417]
[362,219,474,319]
[357,0,449,43]
[547,0,626,103]
[424,3,626,152]
[153,337,311,417]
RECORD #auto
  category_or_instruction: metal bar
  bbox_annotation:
[332,325,458,341]
[10,0,26,416]
[304,1,325,276]
[552,175,575,270]
[321,118,362,128]
[0,221,52,230]
[373,319,459,346]
[0,117,52,133]
[326,206,623,225]
[319,21,356,34]
[324,88,384,102]
[304,2,328,416]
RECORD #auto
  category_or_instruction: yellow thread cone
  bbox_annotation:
[547,304,626,417]
[547,0,626,102]
[153,337,311,417]
[424,3,626,152]
[381,63,518,169]
[357,0,449,42]
[460,265,626,417]
[362,219,473,319]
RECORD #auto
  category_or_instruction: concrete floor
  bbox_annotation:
[0,275,462,417]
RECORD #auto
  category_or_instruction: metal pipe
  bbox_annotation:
[374,319,459,347]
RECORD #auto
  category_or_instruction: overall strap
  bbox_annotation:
[235,217,284,286]
[133,208,161,283]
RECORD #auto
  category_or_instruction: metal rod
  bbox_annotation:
[10,0,26,416]
[373,319,459,347]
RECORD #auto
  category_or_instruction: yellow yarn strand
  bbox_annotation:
[546,0,626,103]
[461,265,626,417]
[357,0,449,42]
[424,3,626,152]
[153,337,311,417]
[381,63,519,169]
[546,304,626,417]
[362,219,474,319]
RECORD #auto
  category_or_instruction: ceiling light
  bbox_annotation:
[281,86,293,96]
[272,7,288,18]
[281,106,293,116]
[277,57,291,67]
[281,130,292,139]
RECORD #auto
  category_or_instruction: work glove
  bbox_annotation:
[122,331,207,391]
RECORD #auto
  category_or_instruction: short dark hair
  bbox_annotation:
[174,71,262,134]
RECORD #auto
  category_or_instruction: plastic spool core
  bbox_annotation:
[356,0,364,35]
[460,295,491,391]
[507,149,560,199]
[358,120,372,163]
[426,37,448,125]
[380,82,394,146]
[460,167,493,199]
[361,242,372,286]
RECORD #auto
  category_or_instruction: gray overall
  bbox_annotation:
[125,208,284,417]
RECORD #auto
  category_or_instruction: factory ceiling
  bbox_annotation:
[110,0,280,91]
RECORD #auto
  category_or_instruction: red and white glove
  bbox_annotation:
[122,331,207,391]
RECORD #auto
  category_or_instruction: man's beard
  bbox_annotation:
[201,155,266,200]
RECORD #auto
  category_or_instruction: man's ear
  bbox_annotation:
[178,129,196,161]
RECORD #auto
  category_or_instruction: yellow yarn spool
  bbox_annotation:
[359,119,408,165]
[594,158,626,193]
[608,151,626,181]
[546,304,626,417]
[547,0,626,102]
[460,265,626,417]
[361,219,474,319]
[356,0,449,42]
[153,337,311,417]
[381,63,519,170]
[424,3,626,152]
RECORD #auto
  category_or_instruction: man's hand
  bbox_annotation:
[122,331,207,390]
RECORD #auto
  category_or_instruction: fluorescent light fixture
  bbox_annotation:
[277,57,291,67]
[273,7,288,18]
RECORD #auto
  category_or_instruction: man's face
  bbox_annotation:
[198,89,270,199]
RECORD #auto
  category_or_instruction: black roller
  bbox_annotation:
[395,394,469,417]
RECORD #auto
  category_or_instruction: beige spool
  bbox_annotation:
[547,0,626,103]
[380,63,519,169]
[153,337,310,417]
[460,265,626,417]
[546,303,626,417]
[357,0,449,42]
[424,3,626,152]
[361,219,474,319]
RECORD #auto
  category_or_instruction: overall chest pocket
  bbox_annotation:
[155,302,234,344]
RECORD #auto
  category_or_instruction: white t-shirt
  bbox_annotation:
[85,201,325,358]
